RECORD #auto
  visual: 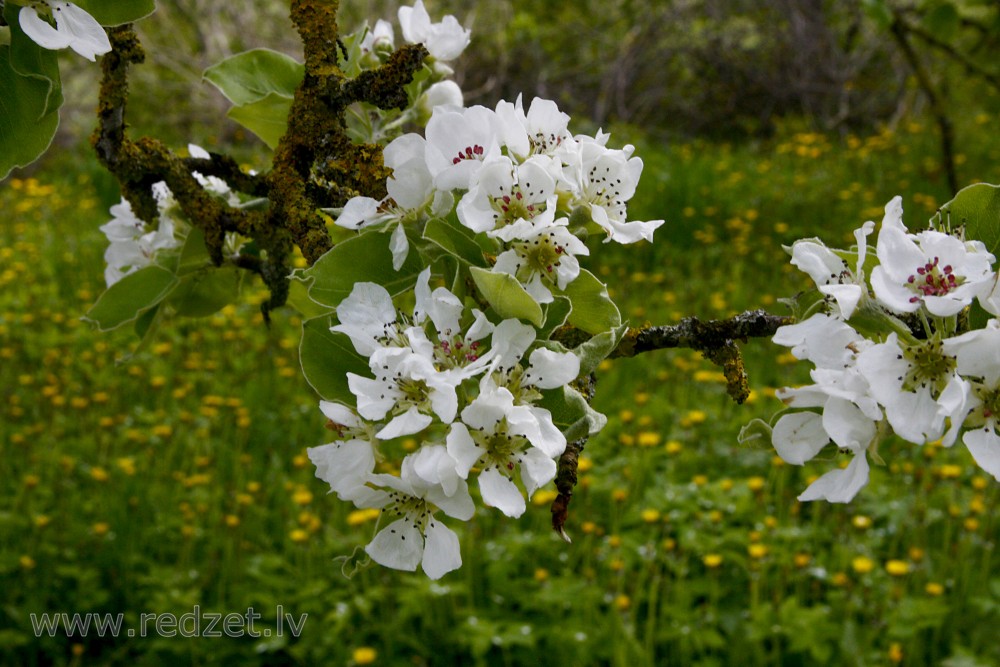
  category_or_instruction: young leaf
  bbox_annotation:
[226,94,295,149]
[469,267,544,326]
[422,217,486,266]
[560,268,621,335]
[539,386,608,441]
[0,46,60,180]
[933,183,1000,257]
[168,266,243,318]
[299,230,425,308]
[203,49,304,106]
[73,0,156,25]
[299,317,370,404]
[203,49,304,148]
[83,265,178,331]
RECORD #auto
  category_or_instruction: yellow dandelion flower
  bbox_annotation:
[224,514,240,528]
[703,554,723,568]
[532,489,558,505]
[534,568,549,582]
[748,544,769,559]
[925,582,944,596]
[353,647,378,665]
[93,522,110,536]
[851,515,872,529]
[347,508,381,526]
[852,557,875,574]
[793,553,811,568]
[641,509,661,523]
[614,594,631,611]
[885,560,910,576]
[90,467,109,482]
[292,489,314,506]
[289,529,309,543]
[637,431,661,447]
[746,476,766,492]
[20,555,36,570]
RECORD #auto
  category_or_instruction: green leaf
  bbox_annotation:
[226,94,295,149]
[299,230,425,308]
[300,317,370,404]
[204,49,303,148]
[0,46,60,179]
[169,266,243,317]
[469,267,544,326]
[933,183,1000,257]
[5,4,63,116]
[537,296,572,340]
[422,217,485,266]
[286,277,334,319]
[203,49,303,106]
[539,386,607,441]
[560,268,621,335]
[83,265,178,331]
[571,324,628,376]
[72,0,156,25]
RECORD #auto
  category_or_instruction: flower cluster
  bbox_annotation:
[308,270,580,578]
[338,96,664,301]
[769,196,1000,502]
[99,145,246,286]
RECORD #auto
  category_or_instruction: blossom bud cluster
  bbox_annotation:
[308,269,581,578]
[769,196,1000,502]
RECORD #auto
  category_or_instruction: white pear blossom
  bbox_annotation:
[332,281,405,357]
[336,134,453,270]
[100,198,181,286]
[494,95,574,161]
[562,136,664,244]
[424,105,501,191]
[856,333,967,446]
[364,456,474,579]
[789,220,875,319]
[942,321,1000,479]
[491,208,590,303]
[456,156,556,234]
[348,345,460,439]
[19,1,110,61]
[870,196,995,317]
[307,402,385,506]
[447,377,564,517]
[397,0,471,62]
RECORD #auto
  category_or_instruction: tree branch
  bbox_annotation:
[611,309,792,403]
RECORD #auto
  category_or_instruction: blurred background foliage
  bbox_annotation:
[53,0,1000,150]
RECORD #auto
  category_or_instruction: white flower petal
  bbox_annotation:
[964,426,1000,480]
[421,519,462,579]
[479,467,526,518]
[366,518,423,571]
[797,453,870,503]
[772,412,829,465]
[376,405,433,439]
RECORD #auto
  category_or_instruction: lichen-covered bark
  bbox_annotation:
[91,2,428,315]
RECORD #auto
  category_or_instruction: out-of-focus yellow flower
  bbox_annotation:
[703,554,723,568]
[852,557,875,574]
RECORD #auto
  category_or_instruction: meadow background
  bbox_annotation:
[3,1,1000,665]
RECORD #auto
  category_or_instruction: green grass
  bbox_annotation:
[3,106,1000,666]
